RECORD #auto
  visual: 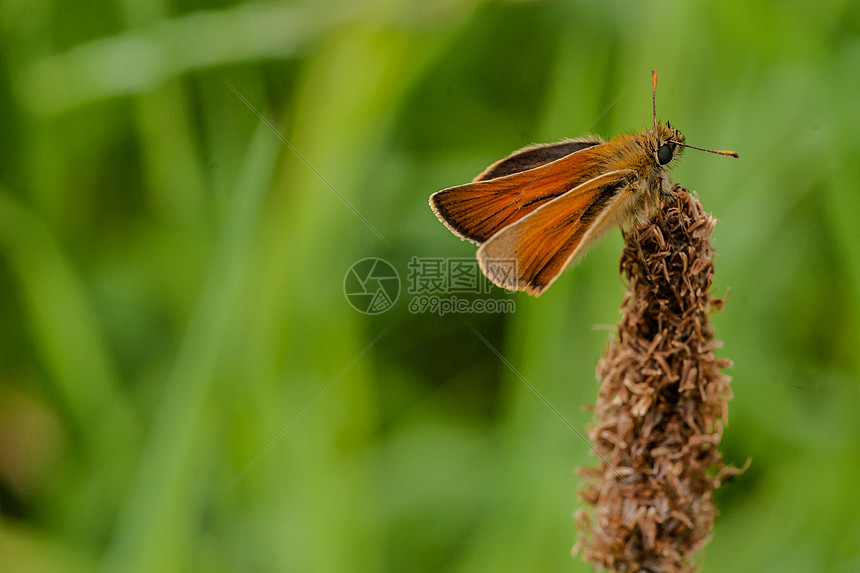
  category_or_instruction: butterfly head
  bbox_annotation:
[649,121,686,168]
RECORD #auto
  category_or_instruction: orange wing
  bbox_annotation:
[472,139,602,181]
[476,170,634,296]
[429,139,608,244]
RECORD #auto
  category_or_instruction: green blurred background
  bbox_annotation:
[1,0,859,571]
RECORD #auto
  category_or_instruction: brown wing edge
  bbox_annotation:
[428,190,481,244]
[473,137,605,182]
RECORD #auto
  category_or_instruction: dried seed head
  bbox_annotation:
[575,186,744,573]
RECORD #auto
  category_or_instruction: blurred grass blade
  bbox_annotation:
[100,118,280,572]
[18,3,356,116]
[0,188,138,456]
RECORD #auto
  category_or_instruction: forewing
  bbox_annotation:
[476,170,634,296]
[429,141,611,244]
[473,139,604,181]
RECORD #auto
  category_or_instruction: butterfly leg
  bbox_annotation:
[662,182,688,238]
[675,194,689,238]
[629,226,655,284]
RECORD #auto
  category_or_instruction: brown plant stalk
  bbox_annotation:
[575,186,744,572]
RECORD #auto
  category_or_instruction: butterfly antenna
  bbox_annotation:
[656,70,738,158]
[672,141,739,158]
[651,70,658,129]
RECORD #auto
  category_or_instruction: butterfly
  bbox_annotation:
[429,71,737,296]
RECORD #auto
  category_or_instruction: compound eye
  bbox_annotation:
[657,143,674,165]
